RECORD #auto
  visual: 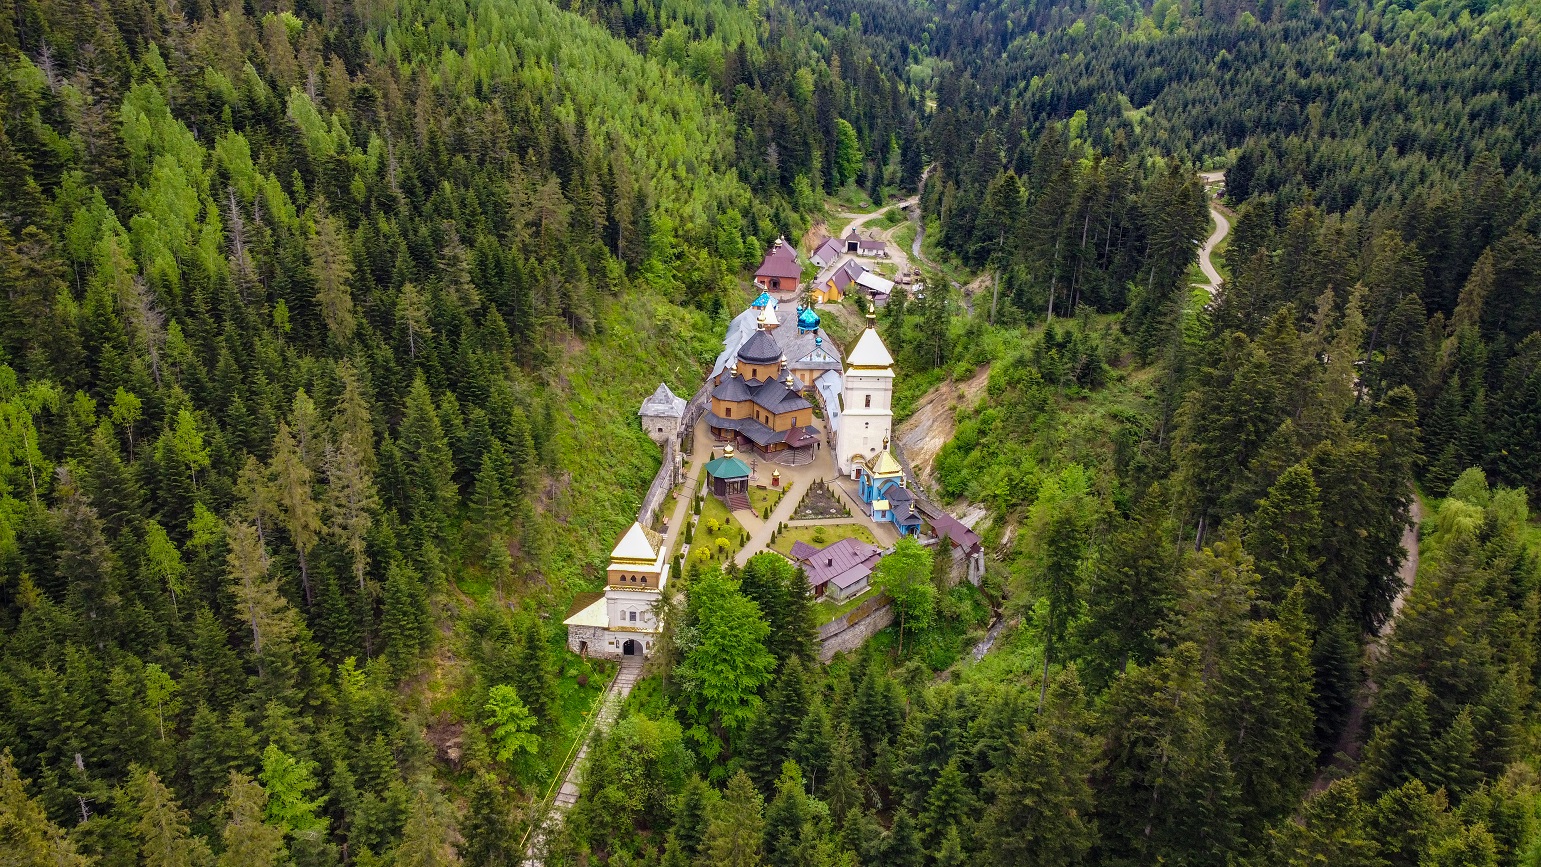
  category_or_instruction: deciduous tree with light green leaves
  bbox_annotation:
[675,567,776,767]
[871,536,935,655]
[483,685,540,764]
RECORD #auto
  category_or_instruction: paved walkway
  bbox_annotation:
[661,416,712,557]
[733,445,843,566]
[523,655,644,865]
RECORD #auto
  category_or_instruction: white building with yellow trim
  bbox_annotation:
[838,306,897,475]
[563,522,669,659]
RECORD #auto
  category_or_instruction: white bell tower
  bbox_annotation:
[840,305,896,475]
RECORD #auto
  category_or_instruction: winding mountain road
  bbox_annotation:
[1196,170,1229,295]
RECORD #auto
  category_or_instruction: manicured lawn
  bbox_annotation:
[814,589,876,626]
[692,494,747,565]
[749,483,788,516]
[770,522,877,556]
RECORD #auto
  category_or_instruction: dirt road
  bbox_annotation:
[1196,171,1229,295]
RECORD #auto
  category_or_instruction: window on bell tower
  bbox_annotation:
[865,394,872,408]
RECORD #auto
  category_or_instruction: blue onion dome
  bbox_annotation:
[797,305,821,332]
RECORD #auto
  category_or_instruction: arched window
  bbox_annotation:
[629,611,637,622]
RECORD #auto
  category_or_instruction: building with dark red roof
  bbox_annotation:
[754,238,802,296]
[789,537,883,601]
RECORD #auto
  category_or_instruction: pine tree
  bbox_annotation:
[0,750,91,867]
[323,439,377,599]
[513,615,557,732]
[225,520,299,678]
[821,730,862,823]
[881,809,923,867]
[980,669,1098,867]
[1245,463,1325,608]
[1263,780,1381,867]
[1214,606,1316,838]
[396,282,432,358]
[778,695,827,796]
[1076,484,1181,689]
[762,763,814,867]
[1094,646,1242,864]
[662,775,712,866]
[382,562,430,675]
[395,782,461,867]
[399,376,458,536]
[308,205,356,344]
[271,421,323,606]
[1367,780,1457,867]
[458,772,515,867]
[1359,677,1437,800]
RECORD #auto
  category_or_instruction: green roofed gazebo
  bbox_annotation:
[704,445,752,497]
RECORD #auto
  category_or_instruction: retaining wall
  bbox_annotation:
[818,592,896,662]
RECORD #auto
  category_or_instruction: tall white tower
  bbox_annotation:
[840,305,896,475]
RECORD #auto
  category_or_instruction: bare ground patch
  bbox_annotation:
[895,364,990,486]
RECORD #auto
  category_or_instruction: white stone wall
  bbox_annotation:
[606,589,660,631]
[640,412,681,445]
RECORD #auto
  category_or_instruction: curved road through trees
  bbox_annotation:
[1197,170,1229,295]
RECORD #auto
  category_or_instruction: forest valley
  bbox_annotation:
[0,0,1540,864]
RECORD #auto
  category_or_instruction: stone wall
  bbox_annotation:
[817,592,896,662]
[638,436,680,530]
[639,380,715,531]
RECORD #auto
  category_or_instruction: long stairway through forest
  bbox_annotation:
[522,655,645,865]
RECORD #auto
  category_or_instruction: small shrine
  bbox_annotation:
[704,445,752,499]
[857,446,921,536]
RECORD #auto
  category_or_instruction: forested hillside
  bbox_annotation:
[0,0,897,859]
[537,0,1541,864]
[2,0,1541,862]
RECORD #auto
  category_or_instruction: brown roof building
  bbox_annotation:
[754,238,802,296]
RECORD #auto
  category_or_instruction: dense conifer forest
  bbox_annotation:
[1,0,1540,863]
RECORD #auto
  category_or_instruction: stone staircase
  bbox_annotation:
[523,656,644,865]
[552,657,641,808]
[725,490,752,512]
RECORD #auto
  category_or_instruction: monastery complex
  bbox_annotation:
[566,229,982,661]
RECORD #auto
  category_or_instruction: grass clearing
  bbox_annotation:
[749,483,788,516]
[814,589,877,626]
[692,494,748,564]
[770,522,877,555]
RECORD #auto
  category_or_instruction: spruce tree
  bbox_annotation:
[271,421,324,606]
[1245,463,1325,609]
[399,376,458,538]
[217,772,286,867]
[458,772,516,867]
[129,765,211,867]
[513,614,557,732]
[704,771,765,867]
[382,562,430,676]
[0,750,91,867]
[881,809,923,867]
